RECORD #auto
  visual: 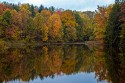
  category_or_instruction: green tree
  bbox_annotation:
[2,10,12,25]
[1,10,12,40]
[29,5,35,17]
[79,12,94,41]
[38,4,44,13]
[74,12,84,41]
[49,6,55,12]
[105,4,120,46]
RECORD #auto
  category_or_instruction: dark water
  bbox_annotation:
[0,45,125,83]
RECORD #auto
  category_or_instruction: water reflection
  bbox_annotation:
[105,46,125,83]
[0,45,125,83]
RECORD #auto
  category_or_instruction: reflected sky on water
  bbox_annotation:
[9,73,107,83]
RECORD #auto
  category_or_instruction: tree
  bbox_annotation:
[11,10,22,26]
[2,10,12,25]
[27,17,36,41]
[39,9,51,41]
[1,10,12,39]
[29,4,35,17]
[5,24,19,40]
[38,4,44,13]
[0,3,4,15]
[48,13,63,42]
[49,6,55,12]
[77,12,94,41]
[61,10,77,42]
[94,5,112,41]
[11,4,19,11]
[34,13,49,41]
[40,9,51,21]
[105,4,120,46]
[120,23,125,45]
[19,4,31,39]
[119,3,125,45]
[74,12,84,41]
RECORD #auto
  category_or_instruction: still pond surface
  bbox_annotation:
[0,45,125,83]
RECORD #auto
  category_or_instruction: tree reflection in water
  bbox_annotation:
[105,46,125,83]
[0,45,125,83]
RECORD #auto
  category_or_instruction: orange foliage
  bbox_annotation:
[94,5,112,40]
[48,13,63,40]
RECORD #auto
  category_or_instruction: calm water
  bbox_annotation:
[0,45,125,83]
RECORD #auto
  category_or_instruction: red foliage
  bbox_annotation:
[0,3,4,10]
[56,10,62,15]
[0,3,11,12]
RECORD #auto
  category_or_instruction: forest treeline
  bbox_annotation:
[94,2,125,46]
[0,1,125,46]
[0,2,95,43]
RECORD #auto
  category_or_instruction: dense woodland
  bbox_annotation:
[0,1,125,83]
[0,2,95,44]
[94,2,125,46]
[0,2,125,46]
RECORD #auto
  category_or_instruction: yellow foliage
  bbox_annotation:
[48,13,63,40]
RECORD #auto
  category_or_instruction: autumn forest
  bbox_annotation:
[0,1,125,83]
[0,1,125,47]
[0,2,94,45]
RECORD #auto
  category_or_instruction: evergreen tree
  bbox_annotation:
[105,4,121,46]
[38,4,44,13]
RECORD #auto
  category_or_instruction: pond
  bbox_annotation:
[0,45,125,83]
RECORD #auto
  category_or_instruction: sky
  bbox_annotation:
[0,0,114,11]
